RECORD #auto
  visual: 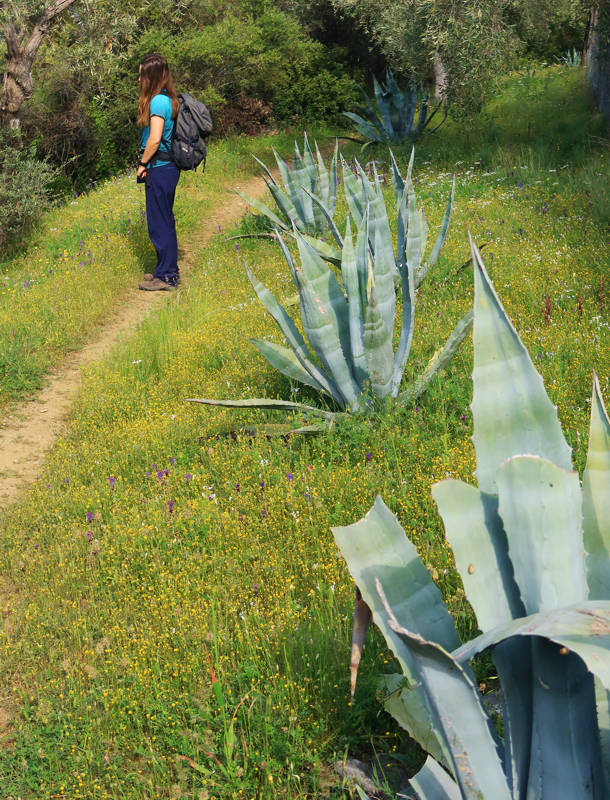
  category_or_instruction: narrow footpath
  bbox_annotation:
[0,173,272,506]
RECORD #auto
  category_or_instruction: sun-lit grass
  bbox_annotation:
[0,68,607,798]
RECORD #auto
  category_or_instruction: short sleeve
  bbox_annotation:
[149,94,170,120]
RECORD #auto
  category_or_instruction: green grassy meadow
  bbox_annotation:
[0,67,608,798]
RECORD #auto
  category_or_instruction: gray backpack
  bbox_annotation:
[166,92,213,171]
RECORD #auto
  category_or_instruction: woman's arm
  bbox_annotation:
[137,115,165,178]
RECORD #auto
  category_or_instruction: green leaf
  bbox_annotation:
[381,674,448,769]
[185,397,334,419]
[340,218,366,386]
[299,233,341,267]
[294,235,360,409]
[432,480,524,631]
[583,372,610,601]
[397,309,473,405]
[409,756,461,800]
[363,285,394,400]
[234,190,287,231]
[379,582,510,800]
[245,263,342,404]
[391,184,416,397]
[470,237,572,494]
[496,455,586,613]
[453,601,610,690]
[341,155,366,227]
[249,338,329,395]
[423,176,455,272]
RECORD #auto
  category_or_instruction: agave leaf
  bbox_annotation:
[496,455,586,613]
[470,236,572,493]
[252,154,276,184]
[595,679,610,792]
[235,190,287,230]
[245,262,342,404]
[492,639,533,800]
[405,184,423,276]
[382,674,449,770]
[274,149,309,224]
[454,602,610,798]
[266,182,299,229]
[432,480,524,631]
[299,233,342,267]
[363,285,394,400]
[314,141,330,206]
[355,207,371,324]
[396,308,473,404]
[422,175,455,273]
[304,190,344,249]
[371,191,397,327]
[343,112,384,143]
[294,236,360,409]
[185,397,334,419]
[414,93,429,139]
[583,372,610,601]
[249,338,330,395]
[378,581,510,800]
[453,601,610,689]
[340,219,366,386]
[332,497,459,768]
[341,155,366,227]
[332,496,460,658]
[408,756,461,800]
[373,74,395,139]
[391,188,416,397]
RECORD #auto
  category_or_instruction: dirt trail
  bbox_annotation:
[0,173,269,506]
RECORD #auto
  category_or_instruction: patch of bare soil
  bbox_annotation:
[0,172,272,506]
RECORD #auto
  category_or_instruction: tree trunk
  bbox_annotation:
[1,0,78,130]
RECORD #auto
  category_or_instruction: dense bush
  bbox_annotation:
[0,130,57,253]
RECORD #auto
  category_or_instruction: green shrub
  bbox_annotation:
[0,130,57,253]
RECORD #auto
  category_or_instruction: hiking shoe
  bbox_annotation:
[143,273,154,281]
[138,277,173,291]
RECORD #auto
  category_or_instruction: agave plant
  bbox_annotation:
[333,239,610,799]
[187,163,470,422]
[344,69,441,147]
[236,134,338,237]
[307,149,454,295]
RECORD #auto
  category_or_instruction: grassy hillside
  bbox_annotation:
[0,66,608,799]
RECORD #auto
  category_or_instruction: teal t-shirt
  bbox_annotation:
[140,93,174,166]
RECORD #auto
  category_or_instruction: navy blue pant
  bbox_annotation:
[145,162,180,285]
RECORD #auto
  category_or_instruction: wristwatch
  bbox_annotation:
[138,160,148,167]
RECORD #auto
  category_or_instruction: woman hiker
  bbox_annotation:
[136,54,181,291]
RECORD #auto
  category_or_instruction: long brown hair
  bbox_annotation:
[137,54,180,127]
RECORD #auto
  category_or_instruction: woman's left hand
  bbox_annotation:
[137,164,147,180]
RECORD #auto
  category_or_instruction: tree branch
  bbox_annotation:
[24,0,78,59]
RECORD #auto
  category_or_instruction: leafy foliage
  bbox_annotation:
[0,129,57,253]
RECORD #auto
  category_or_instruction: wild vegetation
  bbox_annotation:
[0,65,607,798]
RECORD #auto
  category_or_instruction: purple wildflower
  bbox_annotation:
[86,530,93,542]
[86,512,93,523]
[253,584,259,596]
[286,473,293,481]
[156,470,165,481]
[365,452,372,462]
[169,456,176,466]
[168,500,174,514]
[109,476,115,489]
[185,473,192,485]
[235,482,240,492]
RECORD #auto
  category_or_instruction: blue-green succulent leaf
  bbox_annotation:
[245,263,342,403]
[583,372,610,601]
[304,190,344,249]
[432,480,525,630]
[363,285,394,399]
[343,112,385,143]
[340,218,366,386]
[185,397,334,419]
[299,233,342,267]
[382,674,449,769]
[249,338,330,395]
[235,190,287,230]
[470,237,572,493]
[379,583,510,800]
[341,155,366,227]
[424,175,455,271]
[496,455,586,614]
[409,756,461,800]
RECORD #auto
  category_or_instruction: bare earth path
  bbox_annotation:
[0,173,269,506]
